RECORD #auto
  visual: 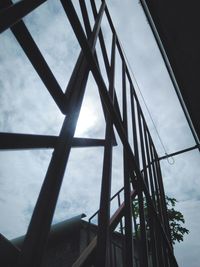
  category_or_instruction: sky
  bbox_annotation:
[0,1,200,266]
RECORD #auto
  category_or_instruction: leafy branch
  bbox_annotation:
[132,196,189,245]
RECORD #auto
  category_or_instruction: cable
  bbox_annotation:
[166,156,175,165]
[118,39,174,163]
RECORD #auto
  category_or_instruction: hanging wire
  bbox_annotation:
[118,39,175,164]
[166,156,175,165]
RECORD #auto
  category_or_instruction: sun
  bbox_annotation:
[74,105,97,137]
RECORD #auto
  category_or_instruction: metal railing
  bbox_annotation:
[0,1,179,266]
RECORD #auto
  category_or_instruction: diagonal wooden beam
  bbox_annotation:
[0,0,46,33]
[71,190,137,267]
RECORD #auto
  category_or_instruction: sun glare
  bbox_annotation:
[75,105,97,137]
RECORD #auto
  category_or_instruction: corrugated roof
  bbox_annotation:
[11,214,86,249]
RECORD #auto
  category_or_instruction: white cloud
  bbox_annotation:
[0,0,200,265]
[174,199,200,267]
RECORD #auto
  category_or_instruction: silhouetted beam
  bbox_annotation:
[0,133,56,150]
[12,24,65,111]
[64,5,178,265]
[0,0,46,33]
[140,0,200,149]
[0,133,113,150]
[0,1,65,112]
[73,137,117,148]
[17,3,105,266]
[158,144,200,160]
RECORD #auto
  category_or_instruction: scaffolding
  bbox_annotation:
[0,1,179,266]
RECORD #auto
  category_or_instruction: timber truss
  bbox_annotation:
[0,1,179,266]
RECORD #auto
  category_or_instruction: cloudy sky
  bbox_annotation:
[0,1,200,266]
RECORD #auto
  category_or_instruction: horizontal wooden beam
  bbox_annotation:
[0,133,116,150]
